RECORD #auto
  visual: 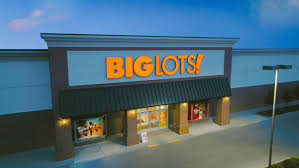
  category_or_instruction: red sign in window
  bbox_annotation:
[188,103,208,121]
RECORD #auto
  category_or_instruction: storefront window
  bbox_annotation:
[137,113,149,131]
[72,116,106,143]
[150,111,159,129]
[188,103,208,121]
[137,105,168,133]
[159,111,168,127]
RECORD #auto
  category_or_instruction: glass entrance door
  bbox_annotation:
[137,112,149,132]
[150,111,159,131]
[137,105,168,133]
[159,110,168,128]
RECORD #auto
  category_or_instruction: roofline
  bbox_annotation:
[232,48,299,56]
[233,48,299,51]
[41,33,240,41]
[40,33,239,48]
[0,49,48,57]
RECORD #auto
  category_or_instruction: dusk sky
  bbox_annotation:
[1,0,299,49]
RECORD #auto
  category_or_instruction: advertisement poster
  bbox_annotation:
[188,103,208,120]
[141,132,148,143]
[75,117,102,141]
[159,111,168,127]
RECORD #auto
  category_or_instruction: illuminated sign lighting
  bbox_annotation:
[106,54,204,79]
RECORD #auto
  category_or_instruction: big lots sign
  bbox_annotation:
[67,50,224,86]
[106,54,204,79]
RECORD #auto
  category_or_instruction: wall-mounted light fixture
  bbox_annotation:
[182,102,188,107]
[223,97,230,101]
[58,118,70,127]
[128,109,136,116]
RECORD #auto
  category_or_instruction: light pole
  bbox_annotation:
[262,64,292,168]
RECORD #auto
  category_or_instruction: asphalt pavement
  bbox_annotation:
[75,111,299,168]
[0,110,298,168]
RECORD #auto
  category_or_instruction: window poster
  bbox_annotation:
[75,117,102,141]
[159,111,168,127]
[188,103,208,121]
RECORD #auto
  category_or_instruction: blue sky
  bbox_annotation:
[1,0,299,49]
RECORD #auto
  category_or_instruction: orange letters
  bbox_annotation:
[195,54,204,74]
[134,56,154,77]
[106,57,125,79]
[162,56,179,75]
[155,56,164,76]
[125,57,133,78]
[177,55,188,74]
[186,55,196,74]
[106,54,204,79]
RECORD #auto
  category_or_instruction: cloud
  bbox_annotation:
[30,9,43,18]
[250,0,299,26]
[5,9,67,32]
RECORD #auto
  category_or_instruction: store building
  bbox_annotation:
[43,33,236,160]
[0,33,298,161]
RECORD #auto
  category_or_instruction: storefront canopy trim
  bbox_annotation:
[60,77,231,118]
[41,33,239,48]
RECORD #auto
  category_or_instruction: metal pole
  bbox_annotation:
[268,68,278,168]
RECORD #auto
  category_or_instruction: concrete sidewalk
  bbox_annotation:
[71,107,270,165]
[75,110,299,168]
[0,105,297,168]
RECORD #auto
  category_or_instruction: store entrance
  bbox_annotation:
[137,105,168,133]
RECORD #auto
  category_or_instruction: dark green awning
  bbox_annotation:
[60,77,231,118]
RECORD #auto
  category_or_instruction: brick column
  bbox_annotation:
[55,118,74,161]
[216,97,230,126]
[123,109,139,146]
[48,48,74,161]
[169,103,189,135]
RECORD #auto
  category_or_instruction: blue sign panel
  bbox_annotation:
[67,50,225,86]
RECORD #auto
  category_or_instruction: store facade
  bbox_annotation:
[40,33,238,160]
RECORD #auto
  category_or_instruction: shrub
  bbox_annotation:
[268,157,299,168]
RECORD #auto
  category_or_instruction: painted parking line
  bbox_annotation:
[254,120,262,123]
[169,139,180,143]
[147,144,158,148]
[240,123,248,127]
[240,120,263,127]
